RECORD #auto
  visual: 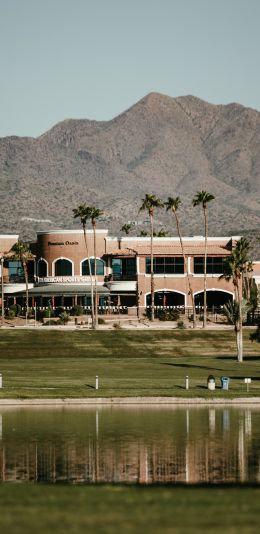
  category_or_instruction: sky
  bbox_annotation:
[0,0,259,137]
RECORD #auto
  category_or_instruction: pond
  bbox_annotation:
[0,406,259,484]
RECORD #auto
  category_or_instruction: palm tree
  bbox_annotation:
[11,241,34,324]
[220,238,251,362]
[139,194,164,321]
[88,207,104,328]
[0,254,5,325]
[73,204,95,329]
[121,223,132,235]
[165,196,196,328]
[192,191,215,328]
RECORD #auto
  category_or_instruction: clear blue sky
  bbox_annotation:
[1,0,259,137]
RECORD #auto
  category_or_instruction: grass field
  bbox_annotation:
[0,329,259,398]
[0,484,259,533]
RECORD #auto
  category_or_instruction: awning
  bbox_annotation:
[27,284,110,297]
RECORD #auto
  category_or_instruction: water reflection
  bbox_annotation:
[0,406,260,484]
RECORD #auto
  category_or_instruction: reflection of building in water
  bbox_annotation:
[0,409,259,484]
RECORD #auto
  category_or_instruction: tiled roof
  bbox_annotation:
[107,245,230,256]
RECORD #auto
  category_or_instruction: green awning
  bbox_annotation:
[27,284,110,297]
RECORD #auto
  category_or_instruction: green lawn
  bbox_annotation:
[0,484,259,533]
[0,329,259,398]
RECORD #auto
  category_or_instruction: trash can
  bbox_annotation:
[221,376,230,390]
[207,375,215,391]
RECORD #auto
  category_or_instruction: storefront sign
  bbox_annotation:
[38,276,91,283]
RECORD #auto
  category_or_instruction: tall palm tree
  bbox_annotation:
[220,238,251,362]
[165,196,196,328]
[89,207,104,328]
[139,194,164,321]
[192,191,215,328]
[0,254,5,325]
[73,204,95,329]
[11,241,34,324]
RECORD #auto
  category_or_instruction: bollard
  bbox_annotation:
[95,375,99,390]
[185,376,189,390]
[0,373,2,388]
[245,378,251,393]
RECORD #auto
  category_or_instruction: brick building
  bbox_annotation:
[2,229,257,317]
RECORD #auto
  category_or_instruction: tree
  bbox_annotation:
[192,191,215,328]
[73,204,95,329]
[165,196,196,328]
[221,238,251,362]
[153,228,169,237]
[88,207,104,328]
[139,194,164,321]
[0,254,5,326]
[11,241,34,324]
[121,223,132,235]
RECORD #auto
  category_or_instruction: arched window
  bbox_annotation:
[81,259,105,276]
[54,259,73,276]
[38,259,47,278]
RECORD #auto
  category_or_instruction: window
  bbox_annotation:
[82,259,105,276]
[112,258,136,277]
[145,257,184,275]
[8,261,24,282]
[194,257,226,275]
[38,259,47,278]
[55,259,72,276]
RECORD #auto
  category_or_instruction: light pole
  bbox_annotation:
[0,256,4,326]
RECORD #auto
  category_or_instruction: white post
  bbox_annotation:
[95,375,99,390]
[185,376,189,390]
[0,374,2,388]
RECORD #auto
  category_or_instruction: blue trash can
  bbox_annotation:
[221,376,230,390]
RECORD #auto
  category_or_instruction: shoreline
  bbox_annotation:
[1,396,260,406]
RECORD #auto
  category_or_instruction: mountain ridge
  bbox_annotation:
[0,92,259,256]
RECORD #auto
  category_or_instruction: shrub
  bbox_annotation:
[9,304,22,316]
[98,317,106,325]
[54,306,65,318]
[177,319,185,329]
[158,309,180,321]
[59,311,70,324]
[113,322,121,329]
[5,309,15,320]
[70,305,83,316]
[38,308,55,322]
[250,325,260,343]
[42,319,59,326]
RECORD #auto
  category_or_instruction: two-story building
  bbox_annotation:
[1,230,250,316]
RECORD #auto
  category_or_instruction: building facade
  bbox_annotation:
[2,229,255,316]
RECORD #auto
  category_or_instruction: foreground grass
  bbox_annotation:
[0,484,259,533]
[0,330,259,398]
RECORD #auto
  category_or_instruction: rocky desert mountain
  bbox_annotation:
[0,92,259,254]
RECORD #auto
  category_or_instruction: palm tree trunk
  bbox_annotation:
[1,256,4,325]
[24,261,29,325]
[237,281,243,362]
[174,213,196,328]
[83,226,94,329]
[203,207,208,328]
[93,220,98,329]
[150,211,155,322]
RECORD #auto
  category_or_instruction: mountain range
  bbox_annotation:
[0,92,259,255]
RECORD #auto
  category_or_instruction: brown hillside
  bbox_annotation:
[0,92,259,254]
